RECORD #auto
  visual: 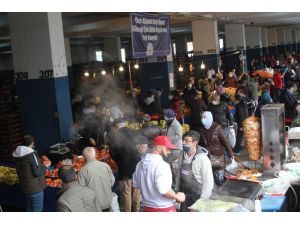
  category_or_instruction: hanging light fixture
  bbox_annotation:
[134,63,139,69]
[101,69,106,75]
[178,64,184,72]
[93,72,96,78]
[119,65,124,72]
[200,61,205,70]
[84,70,89,77]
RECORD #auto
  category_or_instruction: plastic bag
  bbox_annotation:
[261,178,290,194]
[277,170,300,183]
[227,126,236,148]
[225,158,240,173]
[111,192,120,212]
[189,199,238,212]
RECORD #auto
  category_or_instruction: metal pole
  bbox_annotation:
[128,61,133,90]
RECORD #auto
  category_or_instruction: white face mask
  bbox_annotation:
[188,83,193,88]
[144,96,155,105]
[212,100,218,105]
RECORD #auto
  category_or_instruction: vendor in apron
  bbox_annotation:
[173,130,214,212]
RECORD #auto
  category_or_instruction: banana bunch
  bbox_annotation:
[150,121,158,126]
[182,124,190,135]
[159,120,167,129]
[126,122,143,130]
[0,166,19,185]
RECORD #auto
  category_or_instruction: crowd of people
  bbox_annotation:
[13,53,300,212]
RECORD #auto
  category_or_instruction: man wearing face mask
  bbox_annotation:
[198,111,237,186]
[234,90,251,155]
[132,136,186,212]
[208,92,233,138]
[173,130,214,212]
[164,109,183,151]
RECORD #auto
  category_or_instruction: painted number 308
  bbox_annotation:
[14,72,29,80]
[39,70,54,79]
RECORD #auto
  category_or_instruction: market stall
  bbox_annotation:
[190,104,300,212]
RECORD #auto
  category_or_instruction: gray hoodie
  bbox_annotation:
[174,146,214,199]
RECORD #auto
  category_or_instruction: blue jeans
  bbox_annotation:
[25,191,44,212]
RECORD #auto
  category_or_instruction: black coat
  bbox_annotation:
[183,87,197,108]
[108,127,140,180]
[235,100,250,128]
[280,89,298,119]
[208,101,233,128]
[190,98,207,127]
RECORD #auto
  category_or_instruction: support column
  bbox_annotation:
[277,28,285,56]
[292,30,297,54]
[225,23,247,73]
[296,31,300,54]
[245,26,263,69]
[8,12,73,153]
[103,37,122,62]
[285,29,293,53]
[192,20,219,77]
[174,36,187,56]
[261,27,268,57]
[267,28,278,57]
[64,38,74,92]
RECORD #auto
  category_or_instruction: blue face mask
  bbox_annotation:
[202,118,211,129]
[165,117,174,125]
[182,144,191,153]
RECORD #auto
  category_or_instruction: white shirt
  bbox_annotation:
[133,153,174,208]
[183,151,195,164]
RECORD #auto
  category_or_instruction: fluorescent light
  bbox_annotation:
[178,65,184,72]
[200,61,205,70]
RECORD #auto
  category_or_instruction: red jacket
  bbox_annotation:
[224,77,237,88]
[273,72,283,89]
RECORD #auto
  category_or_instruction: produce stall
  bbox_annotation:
[0,147,119,211]
[255,69,274,78]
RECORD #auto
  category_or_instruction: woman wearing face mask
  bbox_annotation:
[280,81,298,126]
[173,130,214,212]
[197,111,238,186]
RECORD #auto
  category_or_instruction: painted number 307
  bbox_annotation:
[39,70,54,79]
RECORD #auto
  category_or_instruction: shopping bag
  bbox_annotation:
[227,126,236,148]
[111,192,120,212]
